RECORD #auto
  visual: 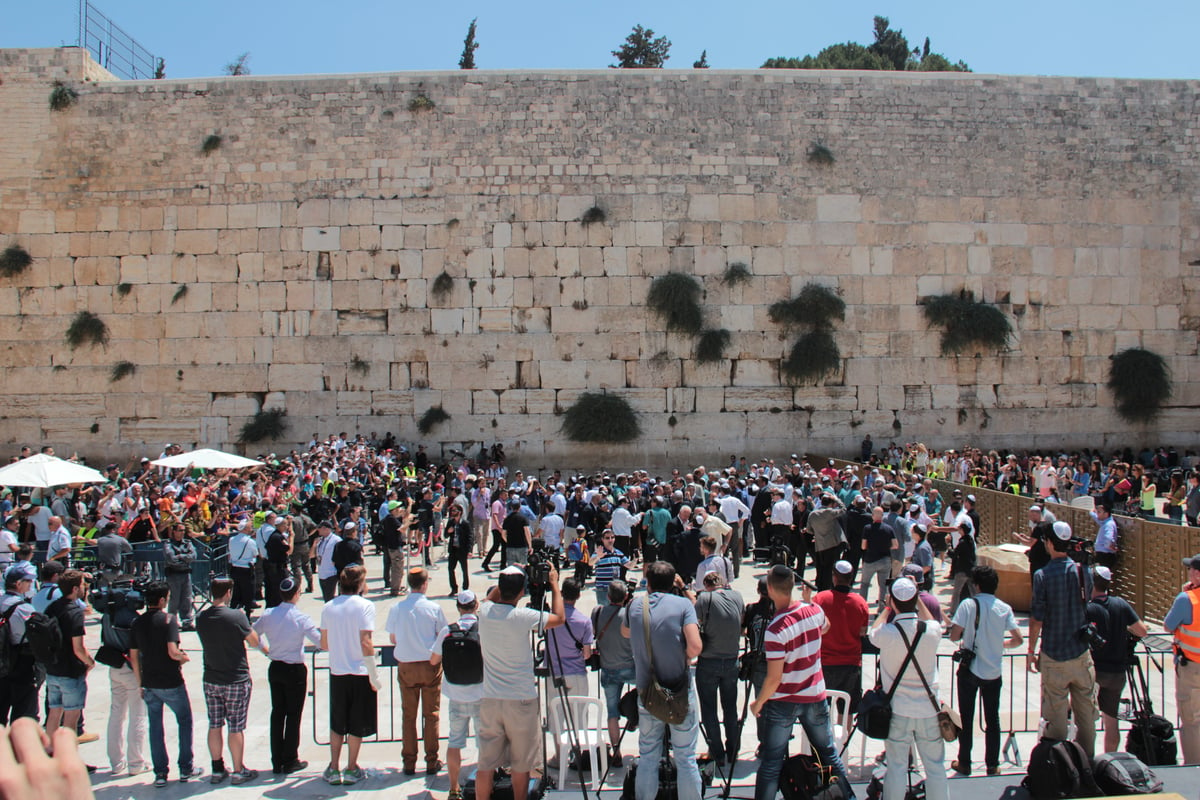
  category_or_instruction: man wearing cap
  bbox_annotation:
[1085,565,1147,754]
[431,590,484,800]
[814,560,870,714]
[949,565,1023,777]
[0,569,38,724]
[314,521,342,602]
[333,522,365,576]
[476,565,565,800]
[1027,520,1097,757]
[869,577,946,800]
[163,523,198,630]
[228,520,260,614]
[387,567,448,776]
[381,500,408,596]
[253,577,322,774]
[1162,554,1200,763]
[752,564,853,800]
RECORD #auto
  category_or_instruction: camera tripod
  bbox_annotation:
[534,593,593,800]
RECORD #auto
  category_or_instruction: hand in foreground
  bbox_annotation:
[0,718,94,800]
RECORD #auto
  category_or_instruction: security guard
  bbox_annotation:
[1165,553,1200,764]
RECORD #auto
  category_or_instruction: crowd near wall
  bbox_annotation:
[0,48,1197,467]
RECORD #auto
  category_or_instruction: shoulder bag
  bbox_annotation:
[900,624,961,742]
[855,621,925,739]
[638,594,689,725]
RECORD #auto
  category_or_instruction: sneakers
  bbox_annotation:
[154,774,168,788]
[180,766,204,782]
[230,768,258,785]
[341,766,364,785]
[448,789,463,800]
[210,769,229,784]
[323,766,342,785]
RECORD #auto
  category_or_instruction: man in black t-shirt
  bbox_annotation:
[381,501,408,596]
[196,578,261,785]
[131,581,201,785]
[858,507,898,610]
[44,570,93,737]
[263,522,291,609]
[1086,566,1149,753]
[333,523,364,575]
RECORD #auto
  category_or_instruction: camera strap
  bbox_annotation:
[965,597,981,654]
[594,605,620,645]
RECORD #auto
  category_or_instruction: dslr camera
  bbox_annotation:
[951,648,976,669]
[89,578,148,616]
[1078,621,1108,650]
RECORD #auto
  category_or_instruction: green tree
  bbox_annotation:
[153,58,165,79]
[459,18,479,69]
[764,43,889,70]
[693,50,709,69]
[762,15,970,72]
[223,52,251,76]
[868,15,910,70]
[611,25,671,68]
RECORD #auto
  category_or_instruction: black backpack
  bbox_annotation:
[0,600,30,678]
[1092,752,1163,795]
[24,609,63,666]
[1023,738,1101,799]
[1125,713,1177,766]
[441,622,483,685]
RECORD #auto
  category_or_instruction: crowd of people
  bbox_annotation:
[1,435,1199,800]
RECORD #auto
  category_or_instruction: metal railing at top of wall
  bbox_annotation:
[77,0,158,80]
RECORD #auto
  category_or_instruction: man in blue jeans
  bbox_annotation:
[622,561,702,800]
[131,581,202,786]
[593,579,635,761]
[751,564,854,800]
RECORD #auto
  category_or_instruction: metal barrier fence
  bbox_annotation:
[77,0,158,80]
[815,455,1198,625]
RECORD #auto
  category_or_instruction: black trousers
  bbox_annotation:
[269,661,308,770]
[319,575,338,602]
[814,546,843,592]
[957,667,1002,772]
[481,529,507,570]
[0,663,40,725]
[263,561,287,608]
[230,565,256,611]
[446,546,469,593]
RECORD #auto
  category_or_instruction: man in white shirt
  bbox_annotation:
[537,511,566,552]
[313,521,342,601]
[0,515,18,569]
[692,536,733,591]
[385,567,448,776]
[46,517,73,565]
[319,565,380,786]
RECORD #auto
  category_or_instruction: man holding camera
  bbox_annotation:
[1027,521,1097,758]
[1086,564,1147,753]
[948,565,1023,776]
[545,577,593,698]
[593,579,635,762]
[696,569,745,766]
[475,565,565,800]
[622,561,703,800]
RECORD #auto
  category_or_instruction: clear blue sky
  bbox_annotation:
[4,0,1198,80]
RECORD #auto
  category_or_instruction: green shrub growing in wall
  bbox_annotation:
[695,328,731,363]
[581,206,607,225]
[0,245,32,278]
[808,142,835,165]
[769,283,845,331]
[110,361,136,382]
[431,271,455,298]
[921,289,1012,354]
[418,405,450,435]
[723,262,751,285]
[65,311,109,349]
[781,329,841,383]
[1107,347,1172,423]
[49,82,78,111]
[561,392,640,443]
[239,408,288,444]
[647,272,703,334]
[202,134,222,154]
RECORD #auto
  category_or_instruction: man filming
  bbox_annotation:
[475,565,565,800]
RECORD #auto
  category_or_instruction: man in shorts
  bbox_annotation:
[475,565,566,800]
[431,591,485,800]
[43,570,93,738]
[195,578,260,785]
[320,565,382,786]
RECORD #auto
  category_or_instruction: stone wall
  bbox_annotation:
[0,47,1197,468]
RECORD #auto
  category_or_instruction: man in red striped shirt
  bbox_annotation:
[750,565,855,800]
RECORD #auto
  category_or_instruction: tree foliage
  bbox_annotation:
[763,16,970,72]
[223,52,251,76]
[459,18,479,69]
[922,289,1012,354]
[561,393,640,443]
[646,272,703,333]
[611,25,671,69]
[693,50,709,69]
[1108,348,1172,423]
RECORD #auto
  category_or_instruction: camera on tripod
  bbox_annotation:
[752,534,793,568]
[526,538,561,591]
[1065,537,1094,566]
[89,577,149,616]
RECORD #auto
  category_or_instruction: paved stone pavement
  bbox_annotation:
[84,549,1178,799]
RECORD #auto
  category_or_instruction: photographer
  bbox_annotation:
[695,570,744,765]
[1085,565,1147,753]
[1027,521,1097,758]
[96,578,148,777]
[592,579,635,762]
[476,565,565,800]
[622,561,703,800]
[948,565,1022,777]
[162,523,197,630]
[545,577,593,698]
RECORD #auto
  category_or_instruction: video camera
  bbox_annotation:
[1065,537,1094,567]
[753,534,794,569]
[527,538,561,591]
[89,578,149,616]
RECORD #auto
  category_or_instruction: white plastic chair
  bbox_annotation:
[792,690,856,764]
[548,696,608,790]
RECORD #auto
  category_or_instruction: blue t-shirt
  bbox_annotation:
[625,592,697,694]
[951,593,1017,681]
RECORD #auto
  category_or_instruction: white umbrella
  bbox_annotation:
[0,453,107,489]
[151,448,264,470]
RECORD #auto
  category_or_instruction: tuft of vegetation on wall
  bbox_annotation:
[170,285,188,306]
[695,328,731,363]
[769,283,845,331]
[65,311,109,349]
[0,245,33,278]
[350,355,370,375]
[408,93,436,112]
[647,272,703,334]
[417,405,451,435]
[781,329,841,383]
[49,81,78,111]
[116,283,132,296]
[239,408,289,443]
[431,271,455,298]
[110,361,137,382]
[722,262,751,285]
[1108,347,1172,423]
[581,206,607,226]
[202,134,222,154]
[561,392,640,443]
[922,288,1012,354]
[808,142,835,165]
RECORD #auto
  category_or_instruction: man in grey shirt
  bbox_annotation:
[622,561,702,800]
[592,580,635,760]
[695,572,745,765]
[806,495,845,591]
[96,524,133,586]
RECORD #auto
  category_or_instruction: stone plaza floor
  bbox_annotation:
[85,553,1180,799]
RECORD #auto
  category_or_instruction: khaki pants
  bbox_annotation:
[1039,650,1097,757]
[397,661,442,767]
[388,548,406,594]
[1176,661,1200,764]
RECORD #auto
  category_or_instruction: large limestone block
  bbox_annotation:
[268,363,325,391]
